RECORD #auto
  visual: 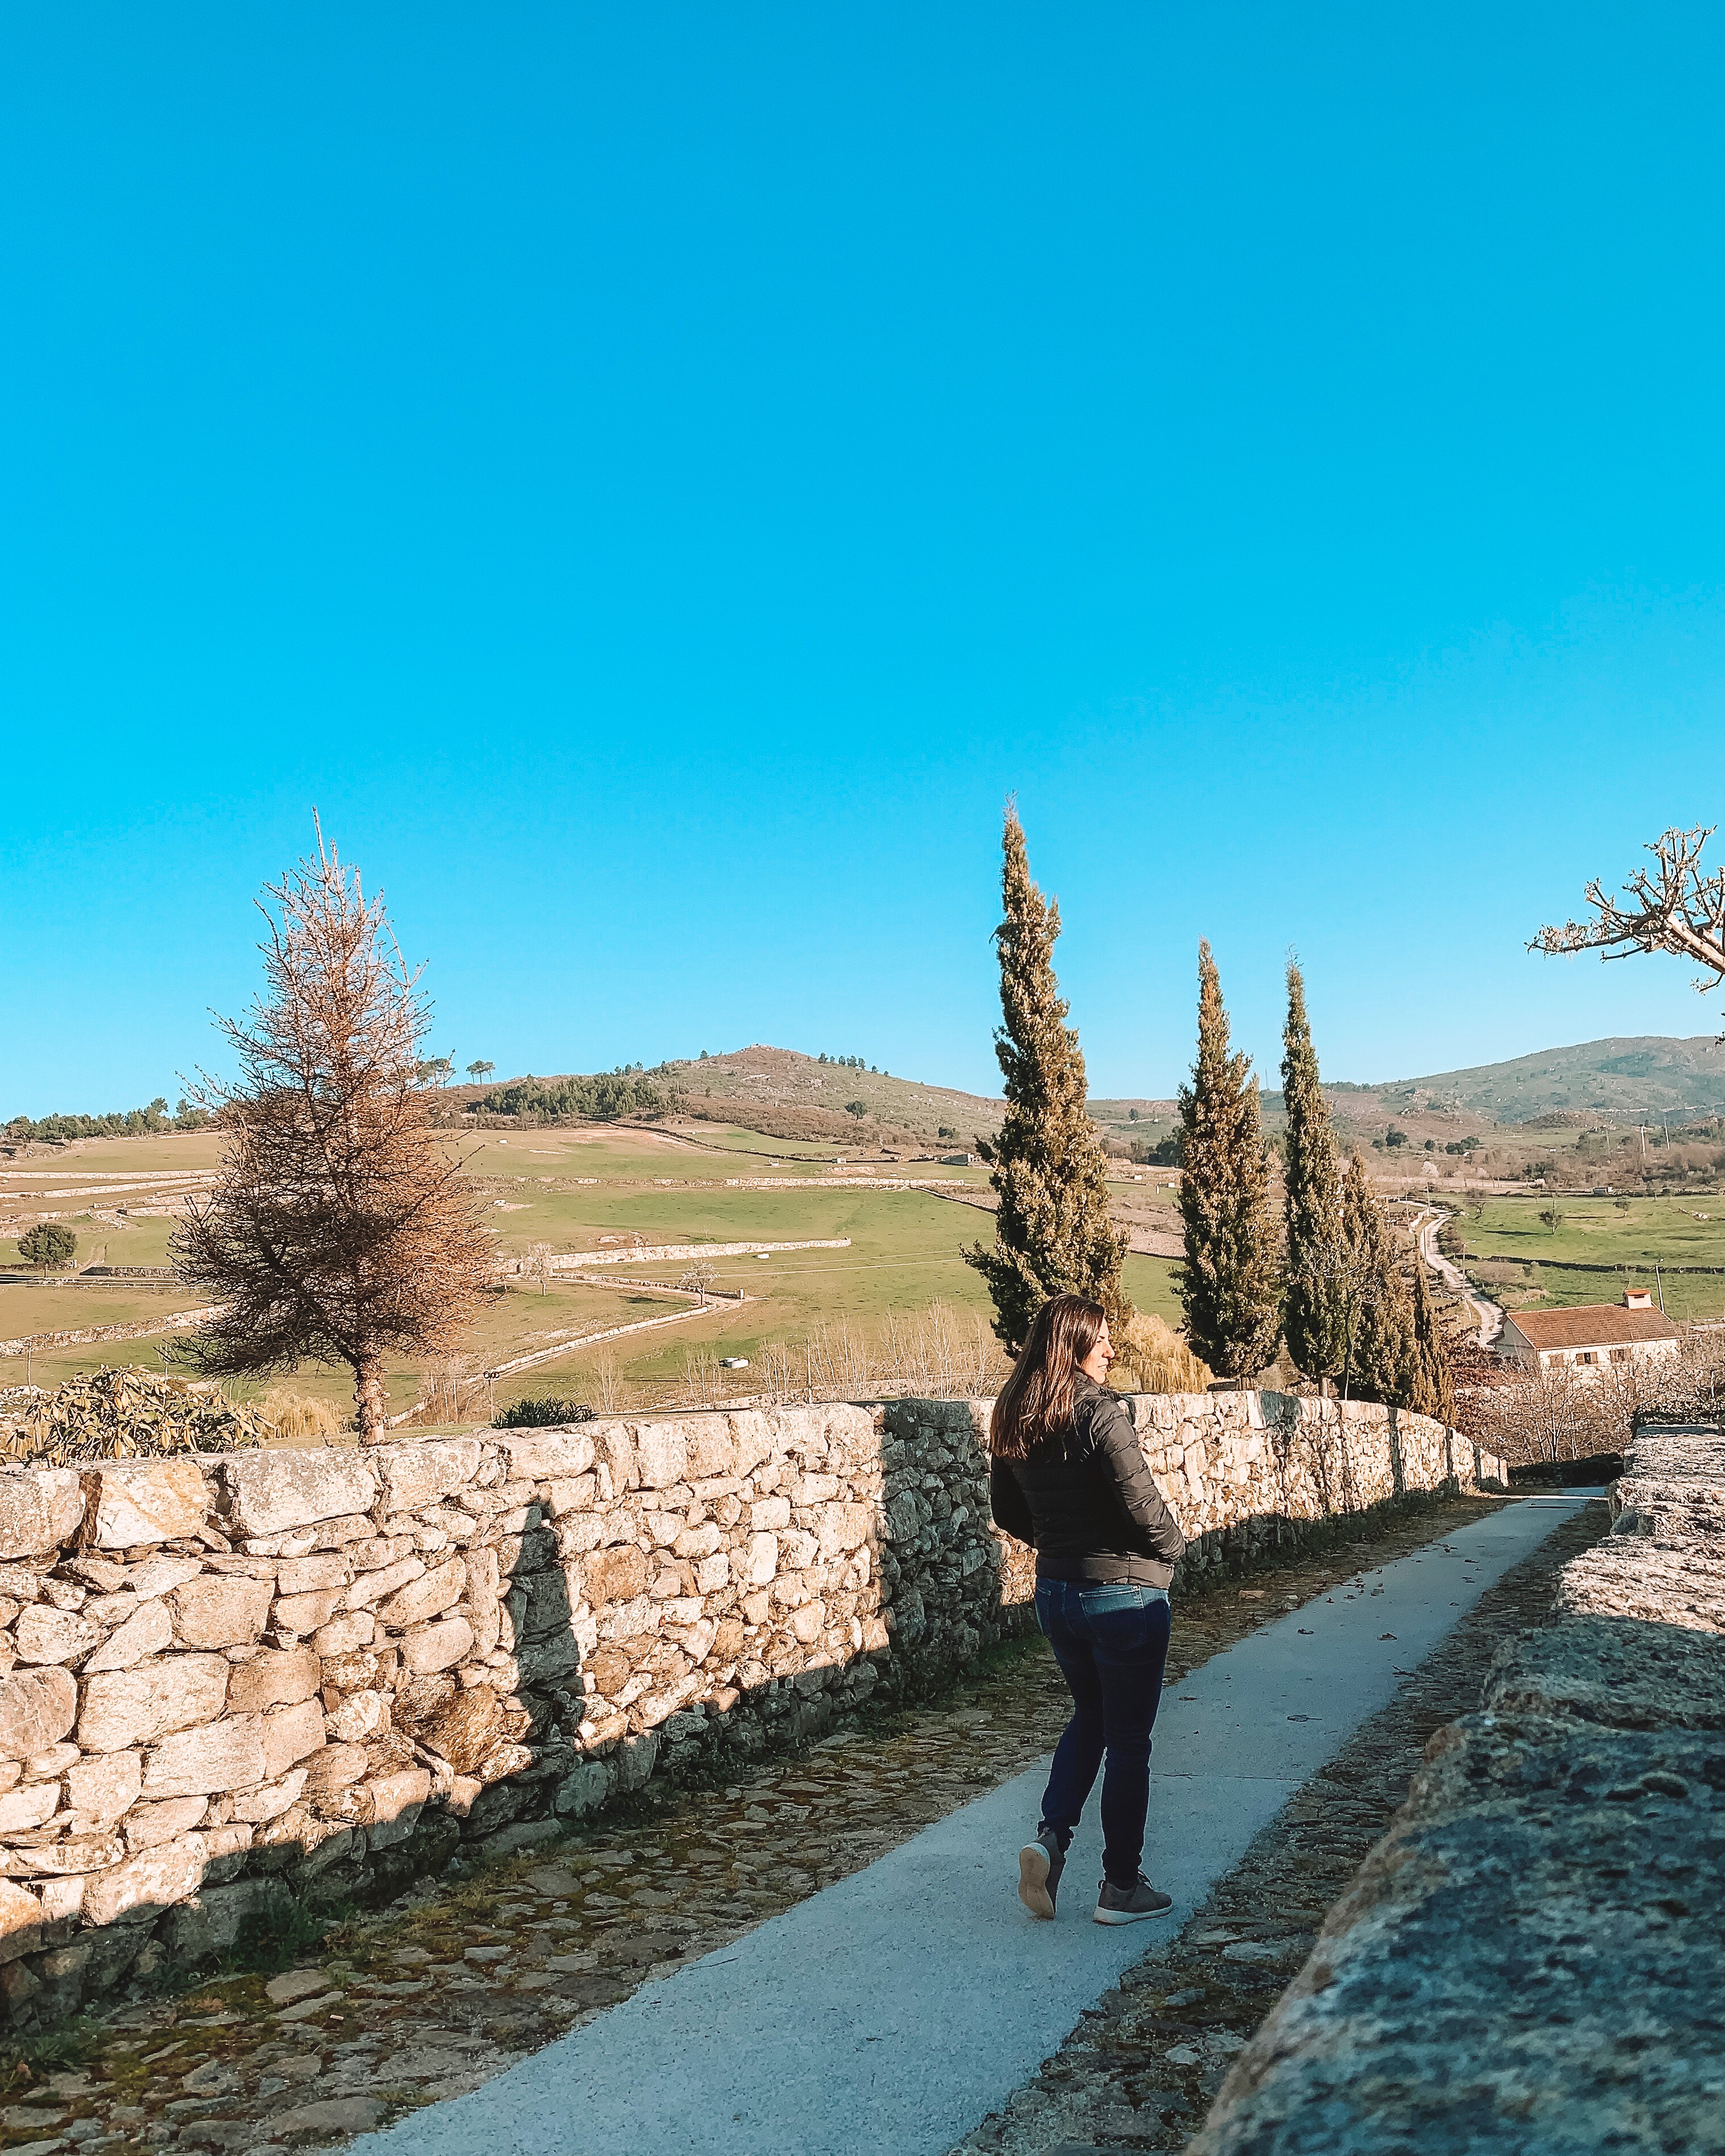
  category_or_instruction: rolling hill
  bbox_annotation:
[456,1036,1725,1149]
[1322,1035,1725,1126]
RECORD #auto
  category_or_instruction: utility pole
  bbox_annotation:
[1655,1262,1666,1315]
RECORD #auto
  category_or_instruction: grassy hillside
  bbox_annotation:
[1321,1035,1725,1126]
[558,1044,1003,1149]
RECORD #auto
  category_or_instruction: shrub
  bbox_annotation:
[845,1101,868,1118]
[477,1073,675,1123]
[258,1388,347,1442]
[1112,1310,1212,1394]
[3,1367,270,1465]
[495,1395,597,1428]
[18,1223,76,1270]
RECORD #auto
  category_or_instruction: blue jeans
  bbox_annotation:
[1035,1579,1173,1890]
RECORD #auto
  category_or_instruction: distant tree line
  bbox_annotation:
[474,1071,679,1123]
[3,1096,212,1143]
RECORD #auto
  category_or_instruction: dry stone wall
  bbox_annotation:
[1188,1423,1725,2156]
[0,1391,1498,2027]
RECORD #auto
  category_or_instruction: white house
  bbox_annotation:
[1497,1290,1681,1373]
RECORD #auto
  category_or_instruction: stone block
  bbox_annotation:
[226,1646,320,1714]
[12,1603,100,1665]
[0,1468,86,1561]
[377,1556,465,1630]
[276,1554,350,1595]
[302,1742,367,1795]
[0,1879,44,1964]
[746,1530,779,1585]
[82,1598,173,1672]
[518,1634,580,1685]
[635,1425,689,1489]
[343,1553,425,1610]
[162,1875,282,1962]
[674,1523,721,1560]
[222,1451,378,1539]
[232,1767,309,1823]
[122,1553,204,1599]
[0,1667,78,1760]
[495,1429,596,1481]
[694,1553,731,1594]
[274,1587,343,1632]
[818,1502,873,1556]
[581,1543,648,1604]
[597,1595,660,1643]
[83,1460,210,1549]
[399,1616,475,1675]
[65,1746,141,1826]
[261,1697,327,1777]
[751,1494,791,1530]
[170,1574,274,1648]
[329,1690,389,1743]
[0,1781,60,1833]
[78,1654,229,1751]
[126,1796,207,1849]
[1485,1614,1725,1731]
[366,1767,431,1848]
[544,1474,597,1517]
[553,1759,609,1815]
[374,1436,483,1514]
[143,1716,265,1798]
[83,1837,205,1926]
[686,1426,736,1477]
[311,1612,376,1656]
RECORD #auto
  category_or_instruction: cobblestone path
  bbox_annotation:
[947,1500,1609,2156]
[0,1492,1510,2156]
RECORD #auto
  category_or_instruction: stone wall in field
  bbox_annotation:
[1188,1424,1725,2156]
[0,1391,1500,2025]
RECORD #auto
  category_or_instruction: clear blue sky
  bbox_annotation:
[7,3,1725,1116]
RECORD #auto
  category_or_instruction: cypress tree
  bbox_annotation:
[1339,1153,1416,1404]
[1281,961,1350,1389]
[1407,1242,1456,1423]
[963,807,1129,1352]
[1176,942,1282,1384]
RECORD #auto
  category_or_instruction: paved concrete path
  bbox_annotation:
[353,1497,1592,2156]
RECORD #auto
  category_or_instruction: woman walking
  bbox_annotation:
[989,1295,1186,1924]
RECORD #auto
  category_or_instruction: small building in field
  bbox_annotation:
[1497,1292,1680,1373]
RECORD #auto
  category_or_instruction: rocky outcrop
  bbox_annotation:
[1188,1423,1725,2156]
[0,1391,1497,2025]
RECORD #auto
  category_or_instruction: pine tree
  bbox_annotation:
[1176,942,1282,1384]
[963,807,1129,1352]
[1406,1241,1456,1423]
[173,827,494,1442]
[1281,961,1350,1389]
[1339,1153,1416,1404]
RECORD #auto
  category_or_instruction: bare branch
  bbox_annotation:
[1531,825,1725,1002]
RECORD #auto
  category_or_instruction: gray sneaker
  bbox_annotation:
[1018,1828,1067,1920]
[1094,1873,1173,1924]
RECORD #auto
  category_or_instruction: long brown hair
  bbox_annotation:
[989,1295,1107,1459]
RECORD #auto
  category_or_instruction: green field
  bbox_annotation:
[3,1124,1188,1423]
[1455,1194,1725,1322]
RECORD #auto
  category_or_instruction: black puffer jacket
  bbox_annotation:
[989,1377,1187,1588]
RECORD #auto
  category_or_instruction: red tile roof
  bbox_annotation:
[1505,1304,1679,1351]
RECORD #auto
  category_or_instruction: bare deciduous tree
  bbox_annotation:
[525,1242,556,1296]
[1532,825,1725,1010]
[173,825,494,1443]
